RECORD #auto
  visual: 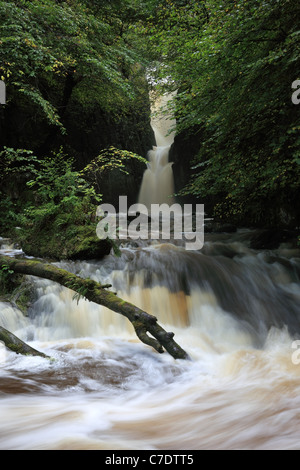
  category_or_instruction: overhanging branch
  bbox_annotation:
[0,255,190,360]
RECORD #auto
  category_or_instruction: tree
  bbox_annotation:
[0,0,155,159]
[139,0,300,227]
[0,254,189,360]
[0,0,140,126]
[0,325,49,358]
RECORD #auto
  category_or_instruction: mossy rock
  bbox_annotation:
[15,224,112,261]
[249,229,299,250]
[0,272,34,315]
[68,236,112,260]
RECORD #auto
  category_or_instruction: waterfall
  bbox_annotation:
[138,92,176,210]
[1,130,300,451]
[1,232,300,450]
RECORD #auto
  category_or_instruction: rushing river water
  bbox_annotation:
[0,231,300,450]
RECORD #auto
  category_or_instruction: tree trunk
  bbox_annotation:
[0,255,189,360]
[0,325,50,358]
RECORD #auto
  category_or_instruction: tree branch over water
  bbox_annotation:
[0,325,50,359]
[0,255,189,360]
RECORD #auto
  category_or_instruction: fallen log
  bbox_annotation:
[0,324,50,358]
[0,255,189,360]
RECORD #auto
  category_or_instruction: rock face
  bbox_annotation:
[82,147,151,208]
[169,129,200,198]
[170,128,300,231]
[0,75,155,208]
[91,161,147,209]
[169,127,202,205]
[0,76,154,169]
[249,229,299,250]
[0,96,154,165]
[60,101,155,170]
[17,225,112,261]
[169,127,218,218]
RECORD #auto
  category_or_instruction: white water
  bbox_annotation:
[138,93,176,210]
[1,234,300,450]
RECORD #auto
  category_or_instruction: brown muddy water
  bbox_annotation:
[0,231,300,450]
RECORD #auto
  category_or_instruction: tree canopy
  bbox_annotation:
[138,0,300,226]
[0,0,299,235]
[0,0,146,129]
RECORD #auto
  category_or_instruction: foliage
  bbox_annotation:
[81,145,147,193]
[0,147,40,231]
[139,0,300,226]
[23,147,101,230]
[0,262,16,300]
[0,145,102,238]
[0,0,147,131]
[0,194,21,232]
[0,146,113,260]
[0,263,14,276]
[0,147,39,177]
[83,146,147,175]
[65,279,90,305]
[1,0,299,232]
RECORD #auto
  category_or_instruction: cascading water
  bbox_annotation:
[1,119,300,449]
[0,231,300,450]
[138,93,176,210]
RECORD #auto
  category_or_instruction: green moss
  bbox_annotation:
[7,342,23,354]
[14,282,34,314]
[16,223,112,261]
[0,270,35,317]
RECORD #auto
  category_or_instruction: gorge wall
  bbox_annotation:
[0,74,153,156]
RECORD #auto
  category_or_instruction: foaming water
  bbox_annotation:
[0,237,23,257]
[138,146,175,208]
[0,234,300,450]
[138,92,176,210]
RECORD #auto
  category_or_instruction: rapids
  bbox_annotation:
[0,232,300,450]
[138,93,176,210]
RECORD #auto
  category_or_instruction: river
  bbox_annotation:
[0,231,300,450]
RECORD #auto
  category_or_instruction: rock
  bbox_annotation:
[250,229,298,250]
[204,221,237,233]
[16,224,112,261]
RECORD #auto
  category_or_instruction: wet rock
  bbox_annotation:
[204,221,237,233]
[250,229,298,250]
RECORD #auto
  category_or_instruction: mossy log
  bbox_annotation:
[0,325,50,358]
[0,255,189,360]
